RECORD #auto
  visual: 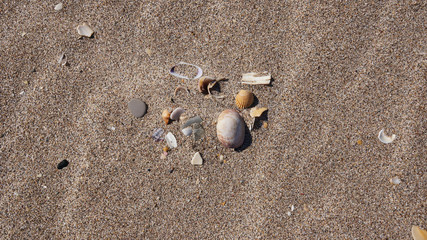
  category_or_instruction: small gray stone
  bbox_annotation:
[128,99,147,118]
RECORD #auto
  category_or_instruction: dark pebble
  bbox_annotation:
[57,160,69,169]
[147,168,151,172]
[128,99,147,118]
[169,168,174,174]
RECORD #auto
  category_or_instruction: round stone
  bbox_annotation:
[128,99,147,118]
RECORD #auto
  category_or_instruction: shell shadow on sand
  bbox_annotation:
[234,123,252,152]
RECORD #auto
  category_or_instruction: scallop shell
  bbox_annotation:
[170,107,185,121]
[235,90,254,109]
[198,76,215,94]
[216,109,245,148]
[162,109,171,125]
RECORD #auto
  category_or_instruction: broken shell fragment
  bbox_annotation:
[152,128,164,142]
[162,109,171,125]
[170,107,185,121]
[412,226,427,240]
[250,107,268,118]
[217,109,245,148]
[198,76,216,94]
[390,176,401,185]
[378,129,396,144]
[169,62,203,80]
[76,23,94,38]
[182,126,192,136]
[235,90,254,109]
[54,3,63,11]
[191,152,203,165]
[165,132,177,148]
[182,116,203,129]
[242,72,271,85]
[58,53,68,66]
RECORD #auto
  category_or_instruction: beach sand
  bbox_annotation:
[1,1,426,239]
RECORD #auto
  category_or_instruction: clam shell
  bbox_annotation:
[198,76,215,94]
[162,109,171,125]
[165,132,177,148]
[181,127,192,136]
[170,107,185,121]
[235,90,254,109]
[216,109,245,148]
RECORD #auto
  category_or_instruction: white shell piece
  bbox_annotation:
[181,127,192,136]
[58,53,67,66]
[170,107,185,121]
[54,3,63,11]
[165,132,177,148]
[241,72,271,85]
[291,205,295,211]
[390,177,401,185]
[169,62,203,80]
[76,23,94,38]
[191,152,203,165]
[378,129,396,144]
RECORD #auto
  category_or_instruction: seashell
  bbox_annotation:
[378,129,396,144]
[54,3,63,11]
[198,76,215,94]
[241,72,271,85]
[235,90,254,109]
[182,116,203,129]
[390,176,401,185]
[165,132,177,148]
[152,128,164,142]
[170,107,185,121]
[216,109,245,148]
[169,62,203,80]
[76,23,94,38]
[412,226,427,240]
[181,126,192,136]
[162,109,171,125]
[191,152,203,165]
[250,107,268,118]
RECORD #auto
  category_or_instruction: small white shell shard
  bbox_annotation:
[54,3,63,11]
[165,132,177,148]
[390,176,401,185]
[169,62,203,80]
[182,127,192,136]
[242,72,271,85]
[378,129,396,144]
[58,53,68,66]
[191,152,203,165]
[76,23,94,38]
[170,107,185,121]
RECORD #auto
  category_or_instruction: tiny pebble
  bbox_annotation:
[169,168,174,174]
[219,155,224,161]
[291,205,295,211]
[57,159,69,169]
[287,211,291,216]
[145,48,152,56]
[42,185,47,189]
[263,122,268,129]
[128,99,147,118]
[357,139,362,145]
[36,174,42,178]
[390,176,401,185]
[147,168,151,172]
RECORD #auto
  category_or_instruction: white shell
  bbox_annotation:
[191,152,203,165]
[241,72,271,85]
[378,129,396,144]
[216,109,245,148]
[181,127,192,136]
[170,107,185,121]
[169,62,203,80]
[76,23,94,38]
[165,132,177,148]
[390,176,401,185]
[54,3,63,11]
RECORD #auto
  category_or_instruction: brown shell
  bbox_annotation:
[162,109,171,125]
[235,90,254,109]
[198,76,216,94]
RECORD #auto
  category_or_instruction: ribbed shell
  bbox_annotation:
[235,90,254,109]
[216,109,245,148]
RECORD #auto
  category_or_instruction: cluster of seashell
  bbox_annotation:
[162,107,185,125]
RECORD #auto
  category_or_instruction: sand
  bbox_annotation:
[1,1,426,239]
